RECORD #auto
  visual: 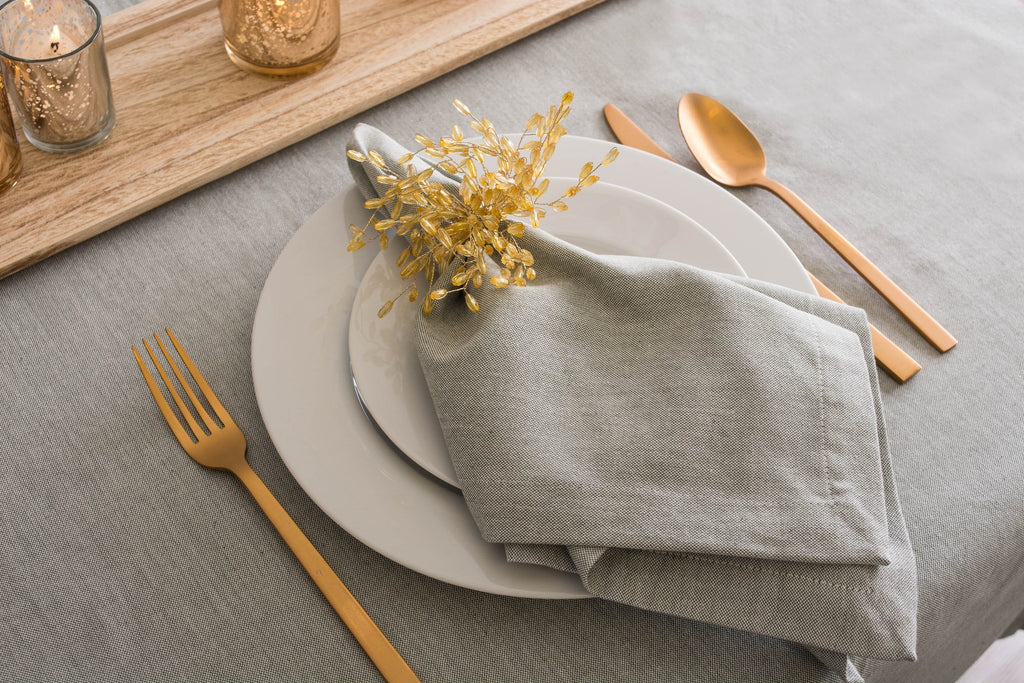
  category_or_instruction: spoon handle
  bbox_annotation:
[757,176,956,352]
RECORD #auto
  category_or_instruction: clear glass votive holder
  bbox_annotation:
[0,0,115,154]
[0,75,20,192]
[218,0,340,78]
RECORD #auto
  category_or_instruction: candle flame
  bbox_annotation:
[50,25,60,54]
[23,0,34,10]
[275,0,285,5]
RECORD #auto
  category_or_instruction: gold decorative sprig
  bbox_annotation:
[346,92,617,317]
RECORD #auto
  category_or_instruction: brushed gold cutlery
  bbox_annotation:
[806,273,922,382]
[603,103,921,383]
[133,329,421,683]
[676,93,956,353]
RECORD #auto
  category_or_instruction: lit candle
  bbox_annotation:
[218,0,340,77]
[0,0,115,153]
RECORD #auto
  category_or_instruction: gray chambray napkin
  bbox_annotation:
[347,124,917,681]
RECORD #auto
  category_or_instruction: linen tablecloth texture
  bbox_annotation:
[347,125,917,679]
[5,1,1023,682]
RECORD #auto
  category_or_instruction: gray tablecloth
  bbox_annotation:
[2,1,1022,682]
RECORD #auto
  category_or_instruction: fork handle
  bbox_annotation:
[756,176,957,352]
[233,463,421,683]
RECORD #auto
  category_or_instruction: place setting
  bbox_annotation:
[234,91,946,681]
[9,1,1015,682]
[251,98,818,600]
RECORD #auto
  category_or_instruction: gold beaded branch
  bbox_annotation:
[346,92,618,317]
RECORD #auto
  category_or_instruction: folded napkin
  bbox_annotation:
[348,124,917,681]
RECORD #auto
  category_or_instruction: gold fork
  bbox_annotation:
[133,329,421,683]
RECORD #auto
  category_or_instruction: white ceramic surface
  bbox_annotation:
[349,177,745,488]
[250,135,811,599]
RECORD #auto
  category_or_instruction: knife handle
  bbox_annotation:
[759,176,956,353]
[807,271,920,383]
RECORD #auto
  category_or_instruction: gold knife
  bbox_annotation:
[602,103,921,383]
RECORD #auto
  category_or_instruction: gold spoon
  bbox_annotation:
[677,93,956,352]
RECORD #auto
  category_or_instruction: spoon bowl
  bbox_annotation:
[677,93,767,187]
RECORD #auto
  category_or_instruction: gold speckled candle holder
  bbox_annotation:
[219,0,340,77]
[0,0,115,153]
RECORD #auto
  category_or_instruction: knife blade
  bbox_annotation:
[602,102,920,383]
[602,104,675,161]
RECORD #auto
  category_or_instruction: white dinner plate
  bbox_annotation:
[349,177,745,488]
[251,135,811,599]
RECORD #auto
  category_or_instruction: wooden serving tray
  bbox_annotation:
[0,0,605,280]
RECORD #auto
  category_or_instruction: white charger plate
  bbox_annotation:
[349,177,745,488]
[251,135,812,599]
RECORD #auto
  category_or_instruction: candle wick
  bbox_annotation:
[50,40,59,53]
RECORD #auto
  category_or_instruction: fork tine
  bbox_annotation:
[155,334,218,433]
[142,338,204,442]
[133,345,195,448]
[165,328,234,428]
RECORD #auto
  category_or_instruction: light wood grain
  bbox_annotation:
[0,0,606,280]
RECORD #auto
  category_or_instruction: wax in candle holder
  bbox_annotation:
[0,0,114,153]
[0,75,20,192]
[219,0,340,77]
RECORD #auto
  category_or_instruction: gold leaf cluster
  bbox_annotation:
[346,92,618,317]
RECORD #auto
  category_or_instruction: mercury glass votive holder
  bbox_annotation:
[0,0,115,154]
[219,0,340,77]
[0,76,20,192]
